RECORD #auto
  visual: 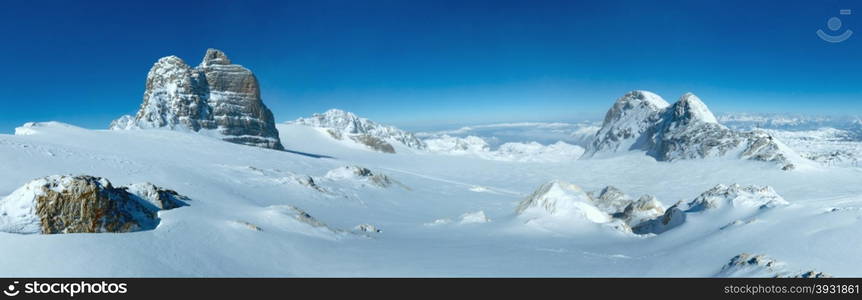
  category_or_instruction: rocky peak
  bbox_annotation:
[111,49,284,150]
[602,90,669,127]
[584,90,800,169]
[201,48,232,66]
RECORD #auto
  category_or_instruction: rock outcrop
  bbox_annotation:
[0,175,189,234]
[716,253,831,278]
[110,49,284,150]
[633,184,788,234]
[324,165,399,188]
[122,182,190,210]
[583,91,800,169]
[292,109,425,152]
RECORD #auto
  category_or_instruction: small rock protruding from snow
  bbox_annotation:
[233,220,263,232]
[716,253,831,278]
[0,175,188,234]
[354,224,382,233]
[325,166,398,188]
[123,182,190,210]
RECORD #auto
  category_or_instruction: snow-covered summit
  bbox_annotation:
[291,109,426,151]
[587,90,670,155]
[583,90,801,169]
[110,49,284,150]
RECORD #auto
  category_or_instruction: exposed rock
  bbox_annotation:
[282,205,330,229]
[110,49,284,150]
[266,205,375,238]
[804,150,859,167]
[354,224,382,233]
[583,91,800,169]
[292,109,426,152]
[349,134,395,153]
[233,220,263,231]
[716,253,831,278]
[591,186,634,214]
[292,175,326,193]
[719,218,759,230]
[123,182,189,210]
[631,205,686,235]
[0,176,188,234]
[618,195,665,227]
[325,166,399,188]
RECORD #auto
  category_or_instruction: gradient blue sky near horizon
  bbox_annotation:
[0,0,859,132]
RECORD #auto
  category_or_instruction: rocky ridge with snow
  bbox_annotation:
[633,184,788,234]
[717,253,831,278]
[291,109,425,152]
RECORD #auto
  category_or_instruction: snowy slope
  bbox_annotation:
[0,121,861,277]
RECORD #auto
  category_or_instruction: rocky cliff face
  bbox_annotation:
[583,91,800,169]
[111,49,284,150]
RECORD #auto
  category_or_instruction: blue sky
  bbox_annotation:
[0,0,859,132]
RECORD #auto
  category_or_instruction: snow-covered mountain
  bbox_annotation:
[110,49,284,150]
[290,109,426,153]
[584,91,802,170]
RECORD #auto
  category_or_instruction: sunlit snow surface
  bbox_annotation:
[0,121,861,277]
